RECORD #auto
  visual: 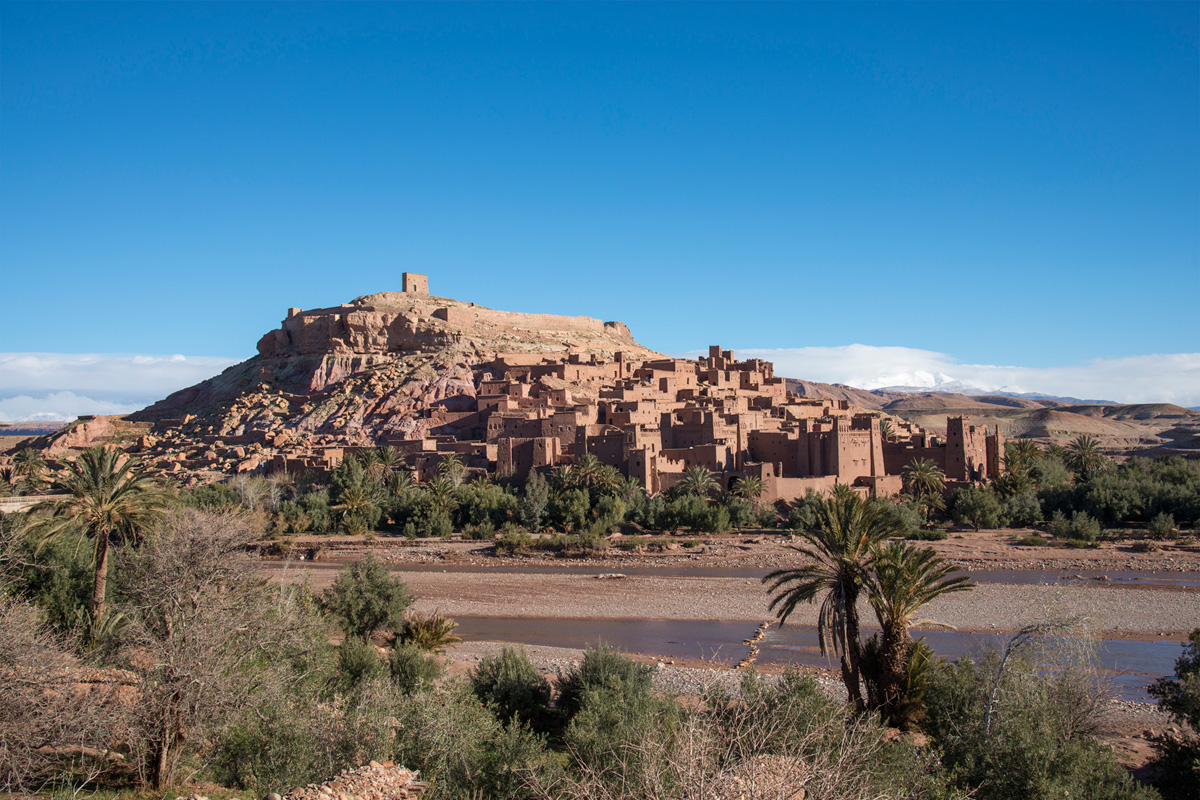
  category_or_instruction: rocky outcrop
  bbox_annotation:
[51,290,660,482]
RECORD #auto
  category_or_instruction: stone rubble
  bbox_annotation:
[174,761,427,800]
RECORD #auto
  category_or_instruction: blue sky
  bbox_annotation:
[2,2,1198,417]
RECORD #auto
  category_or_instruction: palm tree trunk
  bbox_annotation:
[90,531,110,627]
[843,598,867,713]
[878,622,911,726]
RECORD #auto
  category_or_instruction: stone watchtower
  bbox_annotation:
[402,272,429,295]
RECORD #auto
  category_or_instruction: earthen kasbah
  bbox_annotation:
[48,274,1003,501]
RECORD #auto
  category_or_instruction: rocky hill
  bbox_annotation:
[26,291,658,480]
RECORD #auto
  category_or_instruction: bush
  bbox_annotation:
[320,554,414,641]
[395,610,462,653]
[463,521,496,540]
[337,636,385,690]
[1018,534,1048,547]
[1003,491,1043,528]
[907,528,949,541]
[471,646,554,732]
[1065,538,1099,549]
[392,682,548,800]
[1046,509,1101,543]
[1149,512,1178,539]
[1131,540,1161,553]
[951,486,1005,530]
[557,643,654,720]
[495,524,533,555]
[1149,629,1200,799]
[389,642,445,694]
[923,635,1157,800]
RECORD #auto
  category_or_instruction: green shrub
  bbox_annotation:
[336,636,385,690]
[1018,534,1048,547]
[1003,491,1043,528]
[706,667,837,753]
[757,505,779,528]
[183,482,241,510]
[320,554,413,641]
[463,521,496,540]
[1148,512,1178,539]
[495,525,533,555]
[392,682,548,800]
[471,646,554,732]
[8,527,92,636]
[923,640,1158,800]
[558,643,654,720]
[1065,537,1099,549]
[389,642,445,694]
[395,610,462,653]
[701,504,732,534]
[1149,629,1200,799]
[1131,539,1161,553]
[907,528,949,541]
[1047,509,1101,542]
[519,471,550,531]
[951,486,1005,530]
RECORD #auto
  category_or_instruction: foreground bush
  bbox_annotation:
[557,643,655,719]
[1149,629,1200,799]
[536,667,965,800]
[922,632,1158,800]
[389,642,445,693]
[472,647,554,732]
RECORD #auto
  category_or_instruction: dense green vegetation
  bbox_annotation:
[162,438,1200,553]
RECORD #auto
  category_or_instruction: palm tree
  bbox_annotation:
[762,493,904,711]
[437,453,466,487]
[13,447,46,489]
[33,447,167,628]
[902,458,945,499]
[385,468,414,497]
[864,541,973,725]
[828,482,857,503]
[733,475,765,503]
[570,453,604,489]
[357,448,384,481]
[426,475,457,513]
[878,419,895,443]
[1,465,22,497]
[375,445,403,473]
[332,485,378,533]
[593,464,624,495]
[1066,434,1107,480]
[1007,438,1042,467]
[678,465,720,498]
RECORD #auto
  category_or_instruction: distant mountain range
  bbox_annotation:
[873,383,1117,406]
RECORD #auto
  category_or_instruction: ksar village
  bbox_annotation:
[1,4,1197,800]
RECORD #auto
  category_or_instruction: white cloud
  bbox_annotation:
[0,353,240,421]
[686,346,1200,407]
[0,392,148,421]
